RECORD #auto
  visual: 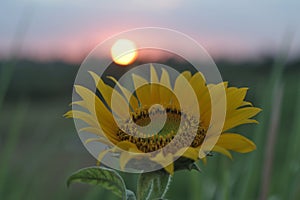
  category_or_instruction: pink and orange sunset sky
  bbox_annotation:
[1,0,300,63]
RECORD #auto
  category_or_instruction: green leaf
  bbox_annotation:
[67,167,127,199]
[137,170,171,200]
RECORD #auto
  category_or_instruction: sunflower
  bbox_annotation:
[65,65,261,174]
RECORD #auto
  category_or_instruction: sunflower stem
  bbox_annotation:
[137,170,171,200]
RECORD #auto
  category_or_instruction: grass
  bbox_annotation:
[0,59,299,200]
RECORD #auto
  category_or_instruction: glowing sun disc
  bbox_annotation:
[111,39,138,65]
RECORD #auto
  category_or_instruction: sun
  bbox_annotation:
[111,39,138,66]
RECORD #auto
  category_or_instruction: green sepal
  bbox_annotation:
[188,163,202,172]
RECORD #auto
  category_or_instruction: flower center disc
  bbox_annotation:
[117,106,206,153]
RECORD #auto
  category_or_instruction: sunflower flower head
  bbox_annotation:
[65,64,261,174]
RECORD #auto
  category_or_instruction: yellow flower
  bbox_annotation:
[65,65,261,174]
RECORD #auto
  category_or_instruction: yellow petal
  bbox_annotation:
[226,87,248,111]
[201,156,207,165]
[119,147,143,170]
[115,141,144,170]
[89,71,132,119]
[132,74,152,107]
[79,126,103,135]
[69,94,121,144]
[173,72,197,114]
[84,137,112,145]
[159,68,173,106]
[107,76,139,110]
[116,141,139,151]
[216,133,256,153]
[80,127,119,144]
[64,110,98,128]
[203,82,227,129]
[119,152,131,170]
[181,71,192,80]
[74,85,115,126]
[66,109,119,142]
[150,64,159,83]
[164,163,174,175]
[189,72,211,125]
[189,72,206,87]
[74,85,98,117]
[96,149,112,165]
[177,147,199,161]
[82,75,130,120]
[70,100,87,110]
[241,101,253,107]
[223,107,261,131]
[150,151,174,173]
[89,71,112,108]
[207,82,228,110]
[212,145,232,159]
[150,65,160,104]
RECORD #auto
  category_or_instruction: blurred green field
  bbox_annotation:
[0,59,299,200]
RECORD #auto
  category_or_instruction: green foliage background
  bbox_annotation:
[0,58,299,200]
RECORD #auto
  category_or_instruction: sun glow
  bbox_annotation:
[111,39,138,66]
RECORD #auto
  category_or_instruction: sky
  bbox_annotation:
[1,0,300,63]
